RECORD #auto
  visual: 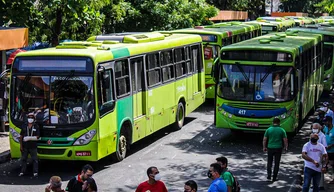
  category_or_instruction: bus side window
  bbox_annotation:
[185,46,192,74]
[175,48,186,78]
[98,69,115,116]
[161,50,174,83]
[115,60,131,98]
[146,53,161,87]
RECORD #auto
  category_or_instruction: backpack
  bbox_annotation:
[227,171,240,192]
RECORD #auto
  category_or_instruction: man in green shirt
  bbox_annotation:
[216,156,234,192]
[263,118,288,182]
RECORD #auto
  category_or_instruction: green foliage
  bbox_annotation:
[206,0,265,19]
[1,0,217,45]
[280,0,326,16]
[316,0,334,15]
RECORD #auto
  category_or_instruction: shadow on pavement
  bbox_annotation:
[0,115,198,186]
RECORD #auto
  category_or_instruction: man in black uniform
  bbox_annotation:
[19,112,40,177]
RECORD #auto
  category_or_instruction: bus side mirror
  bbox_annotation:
[212,58,220,83]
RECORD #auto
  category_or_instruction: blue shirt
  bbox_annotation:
[208,178,227,192]
[324,126,334,153]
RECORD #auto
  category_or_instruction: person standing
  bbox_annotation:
[302,133,328,192]
[263,118,288,182]
[311,123,328,189]
[323,116,334,184]
[184,180,197,192]
[19,112,40,177]
[208,163,227,192]
[66,164,95,192]
[216,156,234,192]
[135,166,168,192]
[45,176,66,192]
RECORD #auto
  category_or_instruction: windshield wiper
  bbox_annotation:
[260,64,276,83]
[235,62,249,82]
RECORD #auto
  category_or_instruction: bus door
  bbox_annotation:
[130,57,146,141]
[191,44,203,95]
[97,63,117,157]
[186,46,194,100]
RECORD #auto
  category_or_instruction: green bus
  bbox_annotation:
[288,26,334,91]
[248,20,283,34]
[9,32,206,161]
[169,24,261,99]
[284,16,312,26]
[213,31,323,135]
[256,17,295,30]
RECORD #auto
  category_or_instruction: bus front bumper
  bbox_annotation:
[216,111,296,133]
[10,139,98,161]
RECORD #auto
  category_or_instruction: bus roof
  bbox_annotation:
[16,32,202,64]
[220,31,323,55]
[288,26,334,36]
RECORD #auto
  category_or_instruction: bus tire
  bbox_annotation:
[173,102,185,130]
[112,134,127,162]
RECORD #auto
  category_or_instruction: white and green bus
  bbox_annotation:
[9,32,205,161]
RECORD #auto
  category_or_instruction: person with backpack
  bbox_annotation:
[216,156,240,192]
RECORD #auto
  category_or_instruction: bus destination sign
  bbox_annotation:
[200,35,217,43]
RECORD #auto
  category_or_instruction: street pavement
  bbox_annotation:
[0,101,333,191]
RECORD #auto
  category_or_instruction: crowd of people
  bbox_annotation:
[17,100,334,191]
[262,102,334,192]
[134,157,240,192]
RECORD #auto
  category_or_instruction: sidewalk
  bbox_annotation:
[0,131,10,164]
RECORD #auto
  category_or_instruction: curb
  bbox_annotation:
[0,150,10,164]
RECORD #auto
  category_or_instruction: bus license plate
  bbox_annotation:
[75,151,91,156]
[246,122,259,127]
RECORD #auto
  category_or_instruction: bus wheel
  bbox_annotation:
[173,102,185,130]
[113,135,127,162]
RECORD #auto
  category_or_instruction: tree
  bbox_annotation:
[108,0,218,32]
[280,0,325,16]
[316,0,334,15]
[206,0,266,19]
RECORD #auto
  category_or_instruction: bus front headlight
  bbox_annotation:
[73,130,96,146]
[10,128,20,143]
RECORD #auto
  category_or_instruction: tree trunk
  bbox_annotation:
[52,8,62,46]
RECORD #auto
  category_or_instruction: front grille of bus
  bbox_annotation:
[37,148,66,155]
[41,129,78,137]
[227,103,281,110]
[37,140,72,145]
[234,121,271,129]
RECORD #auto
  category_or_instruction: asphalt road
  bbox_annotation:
[0,101,313,192]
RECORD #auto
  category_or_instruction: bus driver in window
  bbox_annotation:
[273,73,282,99]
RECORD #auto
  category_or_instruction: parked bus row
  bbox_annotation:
[8,18,334,163]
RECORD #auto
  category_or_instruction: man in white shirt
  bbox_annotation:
[320,102,334,125]
[302,133,328,192]
[311,123,328,189]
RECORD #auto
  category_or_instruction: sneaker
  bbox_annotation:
[18,172,24,177]
[33,173,38,177]
[266,177,271,182]
[319,186,325,190]
[272,178,279,182]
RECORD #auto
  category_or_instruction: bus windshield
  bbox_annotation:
[218,64,294,102]
[11,75,95,125]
